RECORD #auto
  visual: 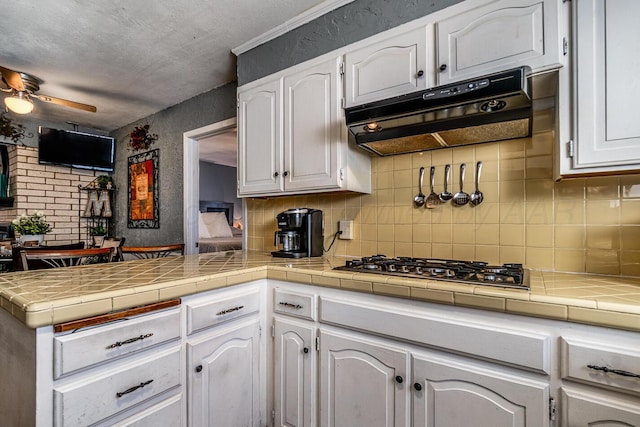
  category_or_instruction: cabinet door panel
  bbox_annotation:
[187,319,261,427]
[345,27,431,106]
[413,352,549,427]
[238,79,283,195]
[319,329,409,427]
[274,318,316,427]
[561,387,640,426]
[573,0,640,169]
[437,0,561,84]
[283,58,339,191]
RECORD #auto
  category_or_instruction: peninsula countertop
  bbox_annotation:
[0,250,638,331]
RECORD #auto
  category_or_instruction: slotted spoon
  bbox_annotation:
[470,161,484,206]
[426,166,440,209]
[452,163,470,206]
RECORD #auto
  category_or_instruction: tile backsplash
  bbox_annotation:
[246,129,640,277]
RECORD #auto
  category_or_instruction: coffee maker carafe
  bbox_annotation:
[272,208,323,258]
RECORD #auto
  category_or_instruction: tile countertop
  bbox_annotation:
[0,250,639,331]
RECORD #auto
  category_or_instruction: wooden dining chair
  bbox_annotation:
[100,237,126,262]
[120,243,185,260]
[20,247,113,271]
[13,241,86,271]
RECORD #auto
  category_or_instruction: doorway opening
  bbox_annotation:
[183,118,244,255]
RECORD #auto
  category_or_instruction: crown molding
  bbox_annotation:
[232,0,355,55]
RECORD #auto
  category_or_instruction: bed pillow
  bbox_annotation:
[201,212,233,238]
[198,213,212,239]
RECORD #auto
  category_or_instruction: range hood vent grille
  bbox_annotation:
[345,67,532,156]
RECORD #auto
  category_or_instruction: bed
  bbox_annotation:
[198,201,243,253]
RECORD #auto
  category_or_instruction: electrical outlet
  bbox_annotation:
[339,220,353,240]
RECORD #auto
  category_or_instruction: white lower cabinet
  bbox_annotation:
[187,319,261,427]
[274,318,317,427]
[560,387,640,426]
[412,352,549,426]
[319,328,410,427]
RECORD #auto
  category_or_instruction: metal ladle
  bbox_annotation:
[452,163,470,206]
[439,164,453,203]
[470,161,484,206]
[413,166,426,208]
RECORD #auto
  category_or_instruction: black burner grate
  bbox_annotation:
[335,256,528,290]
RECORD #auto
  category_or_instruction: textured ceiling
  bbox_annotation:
[0,0,334,132]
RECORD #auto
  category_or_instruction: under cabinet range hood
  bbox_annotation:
[345,67,532,156]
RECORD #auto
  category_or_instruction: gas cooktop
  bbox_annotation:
[334,255,529,290]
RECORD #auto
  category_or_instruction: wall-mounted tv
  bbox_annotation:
[38,127,115,172]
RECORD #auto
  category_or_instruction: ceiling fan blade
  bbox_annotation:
[33,94,97,112]
[0,65,25,91]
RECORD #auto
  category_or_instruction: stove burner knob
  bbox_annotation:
[415,266,423,274]
[399,265,409,273]
[386,264,396,272]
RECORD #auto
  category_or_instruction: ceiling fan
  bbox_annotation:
[0,65,96,115]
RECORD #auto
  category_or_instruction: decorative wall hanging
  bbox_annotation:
[0,112,32,144]
[128,149,159,228]
[128,124,158,152]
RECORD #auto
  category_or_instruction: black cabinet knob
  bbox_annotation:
[274,171,279,177]
[417,70,424,78]
[414,382,422,391]
[195,365,203,373]
[395,375,403,384]
[283,171,289,177]
[303,347,309,354]
[439,64,447,72]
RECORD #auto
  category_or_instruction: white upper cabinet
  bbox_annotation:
[237,78,283,195]
[237,56,371,197]
[283,57,341,192]
[344,26,434,107]
[436,0,564,84]
[557,0,640,177]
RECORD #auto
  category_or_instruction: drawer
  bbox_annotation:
[186,286,260,334]
[53,307,181,378]
[560,336,640,395]
[319,296,551,373]
[54,347,181,427]
[96,393,183,427]
[273,288,316,320]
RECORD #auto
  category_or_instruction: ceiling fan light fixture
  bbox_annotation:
[5,92,34,114]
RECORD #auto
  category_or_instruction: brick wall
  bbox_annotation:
[0,146,105,245]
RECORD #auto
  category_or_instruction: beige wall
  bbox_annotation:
[246,130,640,277]
[0,146,104,245]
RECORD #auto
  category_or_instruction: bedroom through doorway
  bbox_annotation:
[183,118,245,255]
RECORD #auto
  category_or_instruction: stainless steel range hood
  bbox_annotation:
[344,67,532,156]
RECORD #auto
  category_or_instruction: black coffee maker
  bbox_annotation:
[272,208,323,258]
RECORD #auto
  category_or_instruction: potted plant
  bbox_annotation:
[89,223,107,246]
[11,212,52,246]
[95,175,113,189]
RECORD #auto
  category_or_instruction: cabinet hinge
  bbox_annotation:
[339,168,344,181]
[259,325,262,337]
[563,37,568,56]
[315,336,320,351]
[271,409,275,423]
[271,323,275,338]
[566,140,574,158]
[339,62,345,77]
[549,397,557,421]
[341,97,345,109]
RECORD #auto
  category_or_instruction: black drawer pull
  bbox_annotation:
[588,364,640,379]
[414,383,422,391]
[116,379,154,398]
[279,301,303,310]
[106,333,154,349]
[395,375,403,384]
[216,305,245,316]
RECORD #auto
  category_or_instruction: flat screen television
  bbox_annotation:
[38,127,115,172]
